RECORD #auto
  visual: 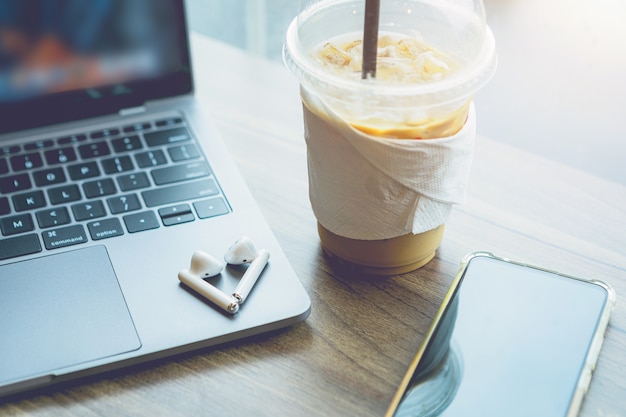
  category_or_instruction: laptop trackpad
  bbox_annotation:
[0,246,141,385]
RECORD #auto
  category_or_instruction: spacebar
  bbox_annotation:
[142,178,219,207]
[0,233,42,261]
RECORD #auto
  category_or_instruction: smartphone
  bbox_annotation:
[385,252,616,417]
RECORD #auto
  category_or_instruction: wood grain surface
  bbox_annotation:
[1,33,624,417]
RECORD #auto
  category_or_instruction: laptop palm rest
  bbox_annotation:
[0,246,141,387]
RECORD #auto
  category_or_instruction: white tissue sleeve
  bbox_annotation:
[302,93,476,240]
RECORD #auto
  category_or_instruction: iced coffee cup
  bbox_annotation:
[283,0,496,275]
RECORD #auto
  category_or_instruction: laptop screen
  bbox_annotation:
[0,0,192,134]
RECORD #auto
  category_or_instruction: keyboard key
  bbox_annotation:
[1,213,34,236]
[72,200,106,221]
[107,193,141,214]
[101,155,134,174]
[155,117,182,127]
[0,197,9,215]
[90,128,119,139]
[193,197,230,219]
[83,178,117,198]
[135,149,166,168]
[78,142,111,159]
[0,233,42,260]
[123,123,151,133]
[44,147,77,164]
[33,167,67,186]
[162,213,194,226]
[168,144,200,162]
[10,152,43,170]
[0,158,7,174]
[88,218,124,240]
[68,161,100,180]
[57,134,87,144]
[151,161,210,185]
[48,184,82,204]
[117,172,150,191]
[42,224,88,249]
[36,207,71,228]
[123,211,160,233]
[158,204,195,226]
[142,178,219,207]
[24,139,54,150]
[112,135,143,152]
[144,127,190,147]
[158,203,192,218]
[0,173,32,193]
[12,190,46,211]
[1,145,20,156]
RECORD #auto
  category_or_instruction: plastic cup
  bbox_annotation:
[283,0,496,275]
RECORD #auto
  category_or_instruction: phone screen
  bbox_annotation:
[387,253,615,417]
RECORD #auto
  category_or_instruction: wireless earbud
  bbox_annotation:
[225,236,270,304]
[178,250,238,314]
[189,250,224,277]
[177,269,239,314]
[177,237,270,314]
[224,236,259,264]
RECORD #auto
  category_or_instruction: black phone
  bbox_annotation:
[386,252,616,417]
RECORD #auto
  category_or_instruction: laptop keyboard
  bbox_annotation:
[0,115,230,261]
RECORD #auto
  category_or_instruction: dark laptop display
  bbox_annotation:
[0,0,192,133]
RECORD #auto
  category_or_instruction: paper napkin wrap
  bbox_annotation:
[302,91,476,240]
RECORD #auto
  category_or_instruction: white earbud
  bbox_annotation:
[224,236,259,264]
[189,250,224,277]
[225,236,270,304]
[178,250,238,314]
[177,270,239,314]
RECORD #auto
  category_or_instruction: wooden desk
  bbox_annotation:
[2,33,625,417]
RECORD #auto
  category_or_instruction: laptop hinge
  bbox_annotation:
[119,106,147,116]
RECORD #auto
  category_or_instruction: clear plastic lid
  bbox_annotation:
[283,0,496,112]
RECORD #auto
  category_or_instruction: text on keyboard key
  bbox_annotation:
[48,184,82,204]
[168,144,200,162]
[83,178,117,198]
[142,178,219,207]
[44,147,77,164]
[151,161,210,185]
[12,190,46,212]
[144,127,190,146]
[193,197,230,219]
[1,213,34,236]
[88,218,125,240]
[135,150,166,168]
[158,204,194,226]
[0,173,32,193]
[42,224,88,249]
[10,152,43,171]
[117,172,150,191]
[101,156,134,174]
[33,167,67,186]
[36,207,71,228]
[112,135,143,152]
[107,193,141,214]
[72,200,106,221]
[123,211,160,233]
[68,162,100,180]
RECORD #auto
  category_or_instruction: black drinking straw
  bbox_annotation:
[361,0,380,79]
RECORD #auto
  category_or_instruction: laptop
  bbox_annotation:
[0,0,310,398]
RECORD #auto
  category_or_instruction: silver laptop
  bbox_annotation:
[0,0,310,397]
